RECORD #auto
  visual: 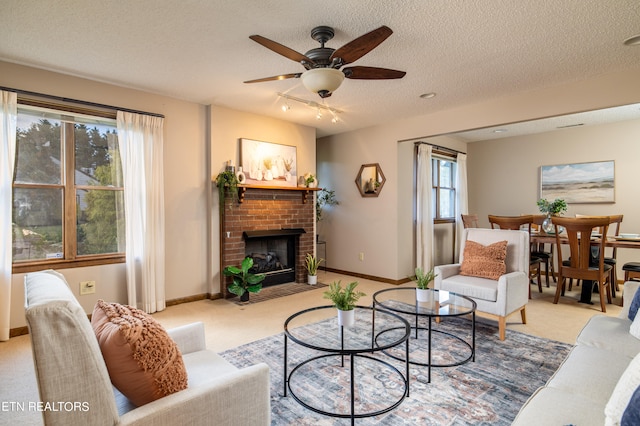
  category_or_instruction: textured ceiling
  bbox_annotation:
[1,0,640,138]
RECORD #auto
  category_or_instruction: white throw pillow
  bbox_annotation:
[631,313,640,340]
[605,353,640,425]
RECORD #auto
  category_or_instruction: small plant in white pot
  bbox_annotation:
[323,281,365,327]
[305,253,324,285]
[413,267,437,302]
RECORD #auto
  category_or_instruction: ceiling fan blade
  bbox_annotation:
[343,66,406,80]
[330,26,393,65]
[243,73,302,84]
[249,35,315,65]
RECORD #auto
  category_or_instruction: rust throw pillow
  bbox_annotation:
[91,300,188,407]
[460,240,508,280]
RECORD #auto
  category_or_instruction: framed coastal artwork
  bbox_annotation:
[239,138,297,187]
[540,160,615,203]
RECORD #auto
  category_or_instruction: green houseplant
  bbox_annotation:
[414,267,437,290]
[304,253,324,285]
[323,281,365,327]
[215,170,239,211]
[537,198,567,233]
[315,188,339,223]
[413,267,437,302]
[223,257,265,302]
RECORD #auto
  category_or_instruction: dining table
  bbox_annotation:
[530,230,640,302]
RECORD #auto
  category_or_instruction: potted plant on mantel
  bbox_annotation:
[215,170,239,211]
[223,257,265,303]
[305,253,324,285]
[413,267,437,302]
[323,281,366,327]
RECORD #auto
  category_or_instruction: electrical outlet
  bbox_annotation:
[80,280,96,295]
[359,252,364,261]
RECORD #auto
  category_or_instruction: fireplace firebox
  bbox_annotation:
[243,229,306,287]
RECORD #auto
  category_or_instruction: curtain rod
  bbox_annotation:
[0,86,165,118]
[413,141,466,155]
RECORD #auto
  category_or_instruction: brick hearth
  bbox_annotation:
[219,186,316,298]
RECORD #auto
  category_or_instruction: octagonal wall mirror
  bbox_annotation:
[355,163,386,197]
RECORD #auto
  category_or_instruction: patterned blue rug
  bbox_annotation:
[220,312,572,425]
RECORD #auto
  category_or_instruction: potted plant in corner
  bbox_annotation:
[413,267,437,302]
[305,253,324,285]
[223,257,265,303]
[323,281,365,327]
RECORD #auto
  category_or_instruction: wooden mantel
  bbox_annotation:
[237,184,320,204]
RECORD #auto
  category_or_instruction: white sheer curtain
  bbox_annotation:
[454,153,468,262]
[116,111,165,313]
[416,144,434,272]
[0,91,17,341]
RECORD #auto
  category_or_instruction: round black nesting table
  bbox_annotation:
[283,305,410,425]
[373,287,476,383]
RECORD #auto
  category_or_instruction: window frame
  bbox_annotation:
[432,152,457,224]
[12,99,125,274]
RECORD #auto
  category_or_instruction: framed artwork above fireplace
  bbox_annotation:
[240,138,297,187]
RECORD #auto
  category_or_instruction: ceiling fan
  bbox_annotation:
[244,25,406,98]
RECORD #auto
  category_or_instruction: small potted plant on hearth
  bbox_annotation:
[413,267,437,302]
[323,280,365,327]
[305,253,324,285]
[223,257,265,303]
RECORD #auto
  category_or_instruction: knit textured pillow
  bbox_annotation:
[91,300,188,407]
[460,240,508,280]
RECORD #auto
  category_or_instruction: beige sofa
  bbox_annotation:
[513,280,640,425]
[24,270,271,426]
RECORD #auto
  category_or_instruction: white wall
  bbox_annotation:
[318,67,640,282]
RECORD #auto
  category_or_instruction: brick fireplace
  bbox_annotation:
[219,186,317,298]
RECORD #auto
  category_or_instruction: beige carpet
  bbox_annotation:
[0,271,624,425]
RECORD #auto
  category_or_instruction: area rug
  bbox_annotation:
[220,313,572,425]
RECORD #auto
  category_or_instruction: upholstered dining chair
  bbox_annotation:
[461,213,479,229]
[434,228,530,341]
[552,216,613,313]
[488,215,542,297]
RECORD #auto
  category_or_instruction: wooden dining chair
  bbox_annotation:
[461,214,479,229]
[531,214,555,286]
[552,216,613,312]
[488,215,542,297]
[605,214,623,295]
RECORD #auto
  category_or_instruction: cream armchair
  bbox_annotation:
[434,228,530,340]
[24,270,270,426]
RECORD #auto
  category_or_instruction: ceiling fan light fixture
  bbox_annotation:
[301,68,344,98]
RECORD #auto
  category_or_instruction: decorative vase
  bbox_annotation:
[542,213,554,233]
[308,274,317,285]
[236,167,246,184]
[337,309,355,328]
[416,288,431,302]
[240,291,250,303]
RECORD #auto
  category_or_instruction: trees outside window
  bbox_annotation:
[12,106,124,269]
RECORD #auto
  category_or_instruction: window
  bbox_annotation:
[432,157,456,220]
[12,104,125,271]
